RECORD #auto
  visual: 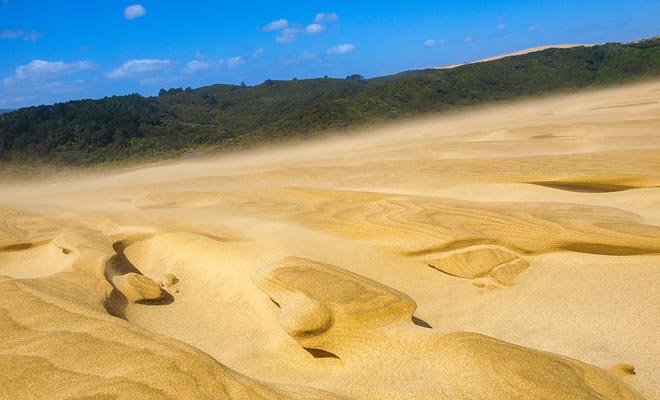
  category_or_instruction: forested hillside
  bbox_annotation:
[2,37,659,165]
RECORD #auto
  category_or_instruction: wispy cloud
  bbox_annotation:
[2,61,95,107]
[314,12,338,23]
[327,43,355,54]
[107,59,172,79]
[0,29,23,39]
[1,29,43,41]
[277,27,302,43]
[263,18,289,32]
[298,52,319,61]
[497,23,507,30]
[183,60,223,74]
[23,31,43,42]
[526,24,541,32]
[226,56,245,69]
[464,32,474,42]
[569,23,603,34]
[252,48,265,58]
[124,4,146,20]
[3,60,97,85]
[424,38,448,47]
[306,23,325,35]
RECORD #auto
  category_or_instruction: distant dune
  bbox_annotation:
[435,44,594,69]
[1,80,660,399]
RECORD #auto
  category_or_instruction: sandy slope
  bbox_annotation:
[1,80,660,399]
[434,44,593,69]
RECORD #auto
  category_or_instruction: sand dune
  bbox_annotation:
[2,80,660,399]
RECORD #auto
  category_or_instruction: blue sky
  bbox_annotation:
[1,1,659,109]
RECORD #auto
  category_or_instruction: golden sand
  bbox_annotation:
[2,81,660,399]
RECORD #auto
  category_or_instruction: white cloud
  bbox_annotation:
[183,60,223,74]
[3,60,97,85]
[252,48,265,58]
[277,27,302,43]
[298,52,318,61]
[1,29,43,41]
[226,56,245,69]
[464,32,474,42]
[305,23,325,35]
[327,43,355,54]
[424,38,447,47]
[107,59,172,79]
[263,18,289,32]
[124,4,146,20]
[314,12,338,23]
[526,24,541,32]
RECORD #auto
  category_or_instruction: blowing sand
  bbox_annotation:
[1,80,660,399]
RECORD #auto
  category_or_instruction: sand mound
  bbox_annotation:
[612,364,637,375]
[112,272,163,303]
[427,247,528,281]
[0,276,342,399]
[253,257,417,347]
[253,257,644,399]
[3,80,660,398]
[160,273,179,287]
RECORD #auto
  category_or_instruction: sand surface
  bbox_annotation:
[1,81,660,399]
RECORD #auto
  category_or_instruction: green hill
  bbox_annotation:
[2,37,660,166]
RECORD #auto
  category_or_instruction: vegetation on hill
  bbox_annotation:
[2,37,660,166]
